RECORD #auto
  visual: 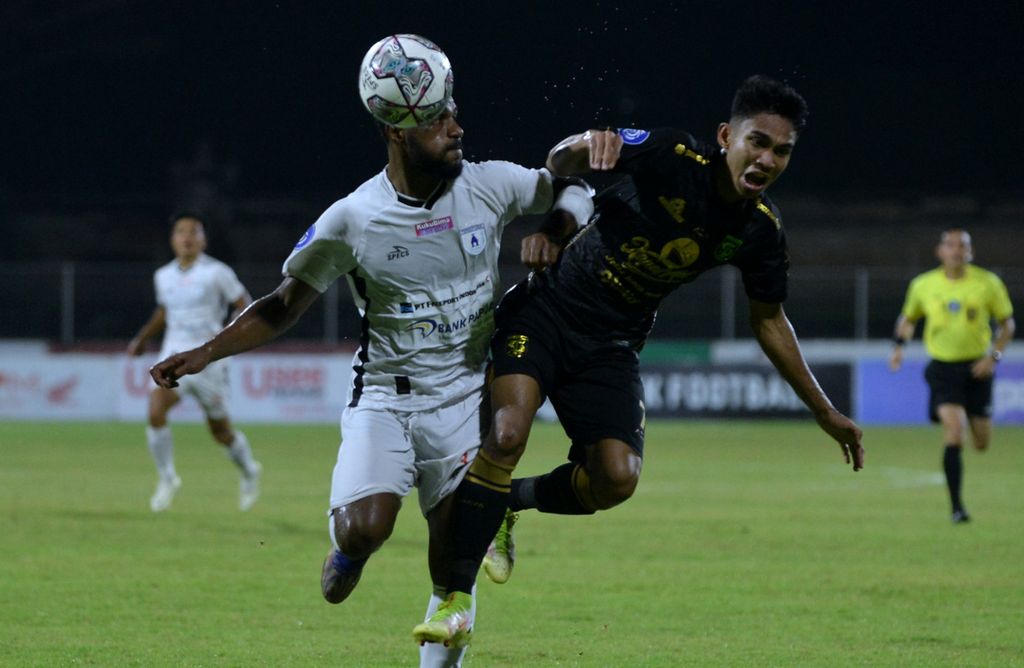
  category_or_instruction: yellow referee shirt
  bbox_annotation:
[901,265,1014,362]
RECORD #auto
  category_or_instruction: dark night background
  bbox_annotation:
[2,1,1022,340]
[7,1,1023,200]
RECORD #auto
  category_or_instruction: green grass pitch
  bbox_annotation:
[1,420,1022,667]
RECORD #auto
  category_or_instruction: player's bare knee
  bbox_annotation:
[331,498,399,559]
[490,416,530,458]
[210,426,234,445]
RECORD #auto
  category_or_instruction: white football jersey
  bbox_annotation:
[283,161,556,410]
[154,253,247,358]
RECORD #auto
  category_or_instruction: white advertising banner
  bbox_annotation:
[0,354,117,420]
[3,350,354,424]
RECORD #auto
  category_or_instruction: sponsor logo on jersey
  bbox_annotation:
[505,334,529,358]
[388,245,410,260]
[658,196,687,223]
[460,224,486,255]
[400,303,414,313]
[408,320,437,338]
[948,300,961,313]
[406,304,492,339]
[618,128,650,145]
[406,278,490,311]
[294,224,315,249]
[416,216,454,237]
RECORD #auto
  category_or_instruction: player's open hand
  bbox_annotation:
[816,408,865,471]
[520,232,562,270]
[150,349,211,389]
[584,129,623,171]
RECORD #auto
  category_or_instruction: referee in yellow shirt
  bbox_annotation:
[889,229,1015,523]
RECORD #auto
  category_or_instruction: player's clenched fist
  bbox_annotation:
[150,349,211,389]
[584,129,624,171]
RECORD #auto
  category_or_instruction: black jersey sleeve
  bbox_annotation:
[733,202,789,304]
[613,128,700,173]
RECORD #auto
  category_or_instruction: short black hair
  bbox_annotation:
[168,211,206,230]
[730,75,809,132]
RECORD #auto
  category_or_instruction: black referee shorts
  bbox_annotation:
[924,359,994,422]
[490,283,646,459]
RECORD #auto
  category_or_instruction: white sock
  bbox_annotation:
[146,426,177,480]
[419,585,475,668]
[227,430,259,476]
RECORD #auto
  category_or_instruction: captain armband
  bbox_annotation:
[551,177,595,228]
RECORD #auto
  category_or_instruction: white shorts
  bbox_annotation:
[329,389,484,516]
[175,361,230,420]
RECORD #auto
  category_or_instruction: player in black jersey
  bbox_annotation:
[418,75,865,645]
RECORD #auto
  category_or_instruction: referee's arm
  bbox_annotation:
[972,316,1016,379]
[889,314,918,371]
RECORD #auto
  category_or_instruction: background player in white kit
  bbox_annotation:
[128,213,262,512]
[149,96,592,666]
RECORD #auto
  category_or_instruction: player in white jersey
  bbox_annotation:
[129,214,262,513]
[150,98,593,667]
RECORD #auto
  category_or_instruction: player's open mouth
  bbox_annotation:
[742,172,769,190]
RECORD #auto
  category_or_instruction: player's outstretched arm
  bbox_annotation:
[127,307,166,356]
[546,129,624,175]
[150,276,320,388]
[748,299,865,471]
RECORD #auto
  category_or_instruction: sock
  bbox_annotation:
[512,463,597,515]
[146,426,177,480]
[227,430,259,477]
[943,444,964,512]
[447,451,513,594]
[419,585,475,667]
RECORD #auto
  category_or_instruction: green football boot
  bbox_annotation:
[412,592,474,648]
[482,510,518,584]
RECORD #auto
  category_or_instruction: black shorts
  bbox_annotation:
[491,282,646,460]
[924,359,993,422]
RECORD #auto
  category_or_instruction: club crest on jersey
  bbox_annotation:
[618,128,651,145]
[416,216,454,237]
[294,224,315,249]
[505,334,529,358]
[714,235,743,261]
[460,224,486,255]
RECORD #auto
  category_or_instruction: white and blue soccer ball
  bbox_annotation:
[358,34,453,128]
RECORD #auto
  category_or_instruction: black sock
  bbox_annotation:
[447,452,512,594]
[943,444,964,512]
[511,463,596,515]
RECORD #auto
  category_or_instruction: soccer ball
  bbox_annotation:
[357,34,454,128]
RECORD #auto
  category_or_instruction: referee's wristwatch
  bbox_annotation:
[991,349,1003,363]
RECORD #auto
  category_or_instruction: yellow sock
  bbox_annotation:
[466,451,513,493]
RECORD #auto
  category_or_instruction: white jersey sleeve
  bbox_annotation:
[214,264,247,304]
[281,199,361,293]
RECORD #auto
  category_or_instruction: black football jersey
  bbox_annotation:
[532,127,790,344]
